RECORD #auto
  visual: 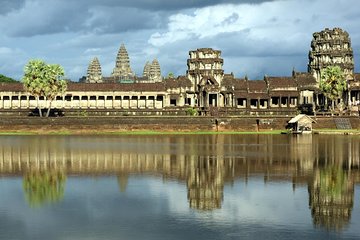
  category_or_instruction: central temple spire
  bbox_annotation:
[111,43,134,79]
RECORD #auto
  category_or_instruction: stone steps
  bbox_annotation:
[334,118,352,130]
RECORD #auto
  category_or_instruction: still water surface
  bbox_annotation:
[0,134,360,239]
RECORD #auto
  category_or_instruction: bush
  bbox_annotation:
[186,107,198,116]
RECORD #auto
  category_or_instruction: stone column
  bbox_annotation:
[287,96,290,108]
[112,95,115,109]
[96,96,99,109]
[71,96,74,109]
[316,94,319,107]
[0,96,3,109]
[85,96,90,109]
[9,95,13,109]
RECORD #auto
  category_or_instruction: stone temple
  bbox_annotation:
[86,57,102,83]
[0,27,360,115]
[309,28,354,82]
[111,43,134,80]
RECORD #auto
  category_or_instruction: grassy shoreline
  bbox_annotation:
[0,129,358,135]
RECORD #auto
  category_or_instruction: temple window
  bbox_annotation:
[260,99,267,108]
[271,97,279,106]
[170,99,177,106]
[250,99,258,108]
[237,98,246,108]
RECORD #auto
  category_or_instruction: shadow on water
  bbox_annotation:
[0,134,359,232]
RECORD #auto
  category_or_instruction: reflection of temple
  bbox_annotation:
[187,157,226,210]
[308,167,354,231]
[0,135,359,218]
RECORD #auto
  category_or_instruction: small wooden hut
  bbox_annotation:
[288,114,316,133]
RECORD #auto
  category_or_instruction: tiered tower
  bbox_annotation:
[149,59,162,82]
[142,61,151,77]
[308,28,354,82]
[86,57,102,83]
[186,48,224,91]
[112,44,134,79]
[142,59,162,82]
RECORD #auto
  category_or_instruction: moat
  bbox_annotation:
[0,134,359,239]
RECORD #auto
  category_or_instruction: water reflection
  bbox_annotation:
[0,134,359,232]
[23,170,66,207]
[308,166,354,231]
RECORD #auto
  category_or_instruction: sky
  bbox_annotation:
[0,0,359,81]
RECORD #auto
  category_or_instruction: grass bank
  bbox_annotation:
[0,129,285,135]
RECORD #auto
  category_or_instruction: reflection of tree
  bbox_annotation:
[308,166,354,231]
[117,173,129,193]
[187,157,224,211]
[23,170,66,208]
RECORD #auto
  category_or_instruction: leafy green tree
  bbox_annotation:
[167,72,175,79]
[22,59,67,117]
[0,74,17,83]
[319,66,347,114]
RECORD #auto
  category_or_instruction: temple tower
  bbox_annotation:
[308,28,354,82]
[186,48,224,92]
[186,48,224,107]
[142,61,151,77]
[86,57,103,83]
[112,44,134,79]
[149,59,162,82]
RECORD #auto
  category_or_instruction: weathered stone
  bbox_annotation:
[86,57,102,83]
[142,61,151,77]
[308,27,354,82]
[187,48,224,91]
[112,44,134,79]
[149,59,162,82]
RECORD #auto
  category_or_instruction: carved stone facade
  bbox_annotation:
[142,61,151,77]
[149,59,162,82]
[86,57,102,83]
[187,48,224,92]
[111,44,134,79]
[308,28,354,82]
[142,59,162,83]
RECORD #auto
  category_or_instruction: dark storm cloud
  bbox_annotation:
[0,0,25,14]
[1,0,280,37]
[2,0,168,37]
[82,0,279,11]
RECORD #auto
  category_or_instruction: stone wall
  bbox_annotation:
[1,116,357,132]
